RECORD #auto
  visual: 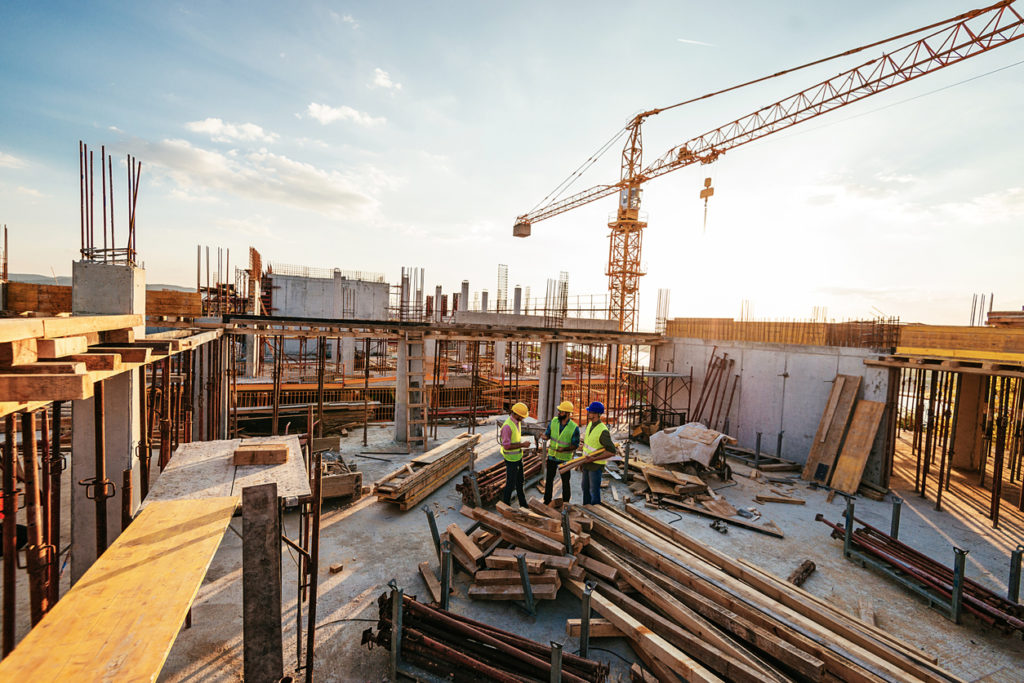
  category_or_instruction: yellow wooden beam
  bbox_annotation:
[0,497,238,682]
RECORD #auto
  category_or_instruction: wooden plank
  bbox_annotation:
[446,523,484,565]
[578,555,619,583]
[0,339,38,366]
[574,581,722,682]
[643,469,678,496]
[0,497,236,681]
[754,495,805,505]
[460,506,565,555]
[94,345,151,363]
[802,374,861,483]
[829,400,885,495]
[233,442,289,466]
[71,353,122,371]
[0,318,45,344]
[490,547,574,571]
[660,498,783,537]
[484,555,546,573]
[472,569,560,585]
[0,373,92,401]
[6,361,86,374]
[41,314,142,339]
[566,618,623,638]
[242,484,283,682]
[467,582,558,601]
[495,501,561,533]
[231,436,311,500]
[418,562,443,604]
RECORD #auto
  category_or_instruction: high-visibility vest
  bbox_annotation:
[547,417,578,461]
[583,421,609,465]
[500,417,523,462]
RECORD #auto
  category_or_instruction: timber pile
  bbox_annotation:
[321,455,363,501]
[571,502,959,683]
[362,592,608,682]
[455,448,543,506]
[235,400,379,432]
[374,433,480,510]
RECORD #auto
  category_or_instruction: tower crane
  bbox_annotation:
[513,1,1023,349]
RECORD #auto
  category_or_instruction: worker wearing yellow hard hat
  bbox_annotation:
[542,400,580,505]
[500,402,533,507]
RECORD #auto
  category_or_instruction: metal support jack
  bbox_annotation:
[422,505,441,562]
[439,540,452,611]
[388,580,403,682]
[516,553,536,617]
[469,473,483,508]
[560,508,572,554]
[1009,545,1023,603]
[951,548,968,624]
[579,581,594,659]
[549,642,563,683]
[890,496,903,540]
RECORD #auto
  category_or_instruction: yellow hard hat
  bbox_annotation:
[511,402,529,418]
[557,400,573,413]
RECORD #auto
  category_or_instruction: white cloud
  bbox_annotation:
[677,37,714,47]
[370,68,402,91]
[16,186,44,198]
[342,14,358,28]
[186,118,278,143]
[0,152,24,169]
[128,137,386,217]
[306,103,385,127]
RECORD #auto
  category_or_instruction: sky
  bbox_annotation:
[1,1,1022,330]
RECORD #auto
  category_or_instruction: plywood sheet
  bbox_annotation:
[829,400,885,495]
[0,497,237,682]
[802,374,861,484]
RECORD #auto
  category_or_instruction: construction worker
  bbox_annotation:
[581,401,617,505]
[542,400,580,505]
[500,402,533,507]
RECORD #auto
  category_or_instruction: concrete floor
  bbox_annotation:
[156,423,1024,682]
[4,421,1020,681]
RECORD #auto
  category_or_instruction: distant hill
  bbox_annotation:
[8,273,195,292]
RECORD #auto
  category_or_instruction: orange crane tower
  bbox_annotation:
[514,0,1023,353]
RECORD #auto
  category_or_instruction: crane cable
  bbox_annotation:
[527,1,1015,214]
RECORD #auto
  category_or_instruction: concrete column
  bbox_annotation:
[434,286,442,322]
[395,333,425,443]
[481,290,489,312]
[952,373,985,470]
[340,337,356,374]
[494,341,507,378]
[537,342,566,423]
[70,261,145,583]
[460,281,470,311]
[513,287,522,315]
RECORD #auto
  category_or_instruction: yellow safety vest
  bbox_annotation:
[547,417,578,461]
[583,421,609,465]
[500,417,523,462]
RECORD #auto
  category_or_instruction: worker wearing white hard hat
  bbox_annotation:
[542,400,580,505]
[500,402,533,507]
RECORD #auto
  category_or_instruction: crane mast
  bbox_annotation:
[514,0,1023,350]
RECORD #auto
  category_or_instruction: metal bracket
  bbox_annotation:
[78,477,115,501]
[951,547,969,624]
[890,496,903,540]
[1008,544,1023,603]
[440,540,452,611]
[549,641,563,683]
[516,552,536,617]
[560,508,572,554]
[422,505,441,563]
[579,581,594,659]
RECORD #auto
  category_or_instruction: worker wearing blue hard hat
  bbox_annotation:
[581,401,618,505]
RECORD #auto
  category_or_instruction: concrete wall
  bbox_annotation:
[271,273,389,320]
[653,338,891,482]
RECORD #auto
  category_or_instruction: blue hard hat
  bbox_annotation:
[586,401,605,415]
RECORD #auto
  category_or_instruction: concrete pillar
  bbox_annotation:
[395,333,425,443]
[513,286,522,315]
[494,341,507,378]
[70,261,145,583]
[537,342,566,423]
[952,373,985,470]
[481,290,489,313]
[340,337,356,374]
[434,286,442,322]
[243,334,260,378]
[460,281,470,312]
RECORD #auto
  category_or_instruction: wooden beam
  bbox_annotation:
[6,362,86,375]
[460,505,565,555]
[0,374,92,401]
[418,562,443,604]
[242,484,283,682]
[473,569,560,586]
[566,618,623,638]
[95,346,153,364]
[40,314,142,340]
[467,583,558,601]
[0,339,38,366]
[70,354,123,372]
[446,523,484,565]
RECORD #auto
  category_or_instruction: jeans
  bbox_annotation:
[502,458,527,506]
[581,468,603,505]
[543,458,572,505]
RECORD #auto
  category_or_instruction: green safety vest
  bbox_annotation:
[547,417,578,461]
[583,421,609,465]
[500,417,523,462]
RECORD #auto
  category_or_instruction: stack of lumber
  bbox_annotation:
[235,401,379,432]
[145,289,202,317]
[4,282,72,314]
[373,433,480,510]
[455,448,542,506]
[362,592,609,682]
[570,502,957,683]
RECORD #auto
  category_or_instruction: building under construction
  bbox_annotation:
[0,3,1023,682]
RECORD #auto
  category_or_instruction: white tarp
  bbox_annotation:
[649,422,727,467]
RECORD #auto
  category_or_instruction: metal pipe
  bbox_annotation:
[754,431,762,468]
[21,411,48,625]
[890,496,902,540]
[423,505,441,562]
[3,415,16,655]
[389,582,403,681]
[579,582,593,659]
[138,366,149,499]
[94,380,109,553]
[776,430,785,459]
[49,401,62,604]
[843,498,854,559]
[561,508,572,554]
[1010,545,1023,603]
[303,449,322,683]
